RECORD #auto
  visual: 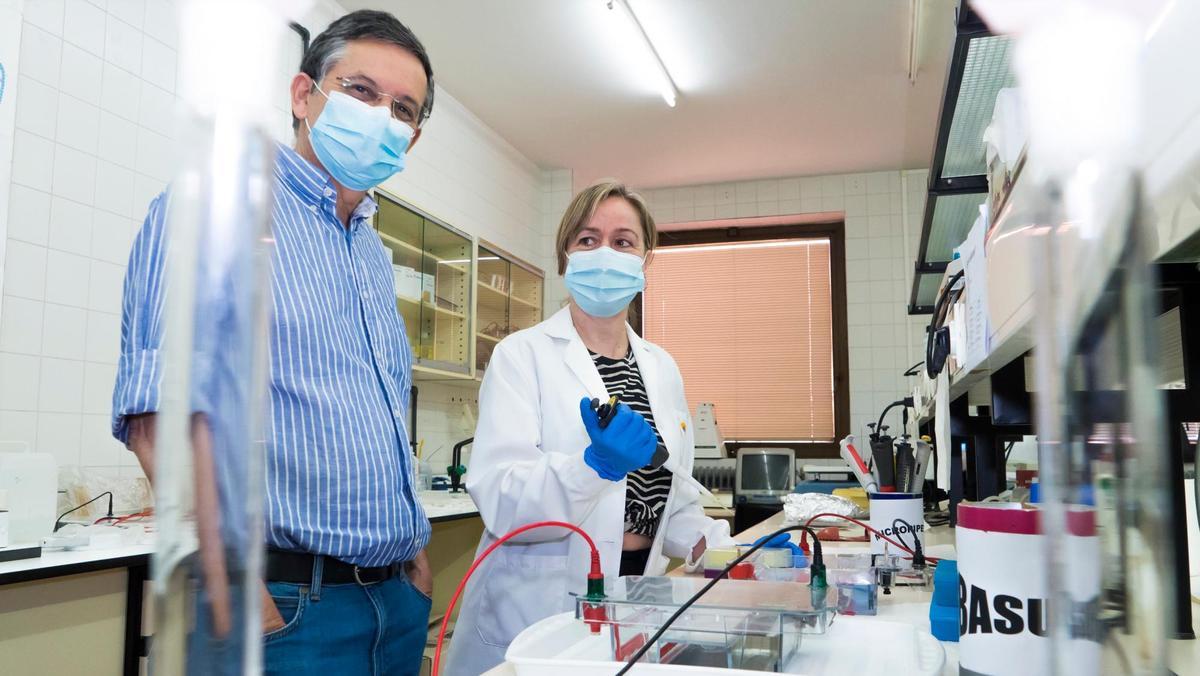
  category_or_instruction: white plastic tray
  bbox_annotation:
[507,612,945,675]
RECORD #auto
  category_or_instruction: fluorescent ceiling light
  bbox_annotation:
[607,0,679,107]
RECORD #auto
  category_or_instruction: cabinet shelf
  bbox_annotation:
[378,231,469,274]
[510,294,540,310]
[475,242,544,373]
[413,364,477,383]
[397,295,466,320]
[373,195,543,378]
[478,282,509,298]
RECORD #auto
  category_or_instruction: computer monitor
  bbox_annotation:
[735,448,795,498]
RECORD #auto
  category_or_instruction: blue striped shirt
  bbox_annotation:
[112,143,430,567]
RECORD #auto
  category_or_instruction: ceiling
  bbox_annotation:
[343,0,957,188]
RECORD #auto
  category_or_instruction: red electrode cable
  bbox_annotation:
[800,512,942,563]
[432,520,603,676]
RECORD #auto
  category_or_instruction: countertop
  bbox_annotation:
[0,541,154,584]
[419,489,480,522]
[483,511,1200,675]
[0,491,481,584]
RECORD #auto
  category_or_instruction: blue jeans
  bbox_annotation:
[263,559,432,675]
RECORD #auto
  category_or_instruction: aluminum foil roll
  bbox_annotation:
[782,492,867,524]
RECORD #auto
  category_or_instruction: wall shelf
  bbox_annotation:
[908,1,1013,314]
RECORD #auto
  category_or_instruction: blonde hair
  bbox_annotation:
[554,180,658,275]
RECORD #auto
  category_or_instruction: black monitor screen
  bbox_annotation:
[740,453,792,492]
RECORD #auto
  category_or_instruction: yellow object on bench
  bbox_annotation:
[833,487,869,513]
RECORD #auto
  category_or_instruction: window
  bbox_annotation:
[642,224,848,451]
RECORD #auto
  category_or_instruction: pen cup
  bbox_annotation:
[868,492,924,568]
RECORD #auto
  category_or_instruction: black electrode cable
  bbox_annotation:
[892,517,926,569]
[54,491,113,532]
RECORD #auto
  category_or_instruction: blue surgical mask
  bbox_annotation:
[306,89,414,191]
[564,247,646,318]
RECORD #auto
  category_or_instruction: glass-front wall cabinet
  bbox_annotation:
[375,194,472,375]
[476,243,544,373]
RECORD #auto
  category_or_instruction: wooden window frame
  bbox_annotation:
[637,221,850,458]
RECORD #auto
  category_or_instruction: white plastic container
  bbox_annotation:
[0,451,57,545]
[957,502,1100,676]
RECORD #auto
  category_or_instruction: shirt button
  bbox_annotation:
[361,288,371,300]
[323,188,334,197]
[307,204,317,213]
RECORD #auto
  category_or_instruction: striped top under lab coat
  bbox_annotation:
[590,350,673,537]
[112,143,430,567]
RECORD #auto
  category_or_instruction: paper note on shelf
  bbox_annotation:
[393,264,422,301]
[957,206,991,373]
[421,272,436,303]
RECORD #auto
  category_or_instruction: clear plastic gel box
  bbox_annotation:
[573,576,835,672]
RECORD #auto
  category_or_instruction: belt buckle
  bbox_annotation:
[353,565,368,586]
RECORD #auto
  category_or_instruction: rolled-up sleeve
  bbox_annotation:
[112,194,169,445]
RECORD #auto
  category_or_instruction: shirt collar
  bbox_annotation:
[275,143,378,232]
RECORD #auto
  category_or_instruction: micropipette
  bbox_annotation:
[911,439,933,493]
[839,435,878,493]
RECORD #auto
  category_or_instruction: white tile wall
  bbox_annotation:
[7,184,53,246]
[539,168,573,314]
[60,43,104,105]
[641,169,931,441]
[0,0,179,477]
[2,0,567,481]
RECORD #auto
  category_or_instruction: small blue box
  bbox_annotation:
[929,603,959,642]
[929,559,959,642]
[931,560,958,607]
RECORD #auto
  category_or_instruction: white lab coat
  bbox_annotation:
[441,306,732,676]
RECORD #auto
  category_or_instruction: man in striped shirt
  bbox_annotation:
[112,11,435,675]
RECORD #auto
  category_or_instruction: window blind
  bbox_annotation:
[642,239,834,441]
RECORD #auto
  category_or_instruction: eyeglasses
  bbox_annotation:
[323,77,423,128]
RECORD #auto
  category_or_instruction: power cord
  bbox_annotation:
[798,512,941,564]
[874,397,914,437]
[54,491,113,532]
[615,525,825,675]
[892,518,926,569]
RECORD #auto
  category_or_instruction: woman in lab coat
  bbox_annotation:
[442,180,734,675]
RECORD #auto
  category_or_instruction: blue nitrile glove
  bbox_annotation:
[749,532,791,549]
[580,397,657,481]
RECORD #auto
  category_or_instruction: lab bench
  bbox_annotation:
[416,490,485,628]
[0,543,153,676]
[0,491,482,676]
[482,510,1200,675]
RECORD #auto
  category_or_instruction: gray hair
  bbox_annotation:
[293,10,435,130]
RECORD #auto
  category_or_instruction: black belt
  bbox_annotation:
[266,548,402,585]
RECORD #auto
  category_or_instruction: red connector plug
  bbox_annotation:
[582,549,608,633]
